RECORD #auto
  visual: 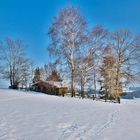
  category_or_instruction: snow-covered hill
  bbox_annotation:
[0,89,140,140]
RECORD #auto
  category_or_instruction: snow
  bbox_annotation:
[0,89,140,140]
[45,81,67,88]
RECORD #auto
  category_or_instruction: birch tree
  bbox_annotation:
[48,6,88,97]
[76,54,94,98]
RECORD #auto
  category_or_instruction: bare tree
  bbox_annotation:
[89,25,108,98]
[0,38,31,89]
[99,30,140,103]
[74,36,98,98]
[48,6,88,97]
[110,30,140,103]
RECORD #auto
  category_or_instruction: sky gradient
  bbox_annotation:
[0,0,140,66]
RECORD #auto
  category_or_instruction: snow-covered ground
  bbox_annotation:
[0,89,140,140]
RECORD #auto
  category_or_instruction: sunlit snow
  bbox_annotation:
[0,89,140,140]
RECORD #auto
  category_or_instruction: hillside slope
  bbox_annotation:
[0,89,140,140]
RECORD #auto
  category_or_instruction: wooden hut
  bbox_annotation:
[32,81,68,96]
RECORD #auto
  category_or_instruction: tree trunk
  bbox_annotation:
[80,76,84,98]
[115,63,121,103]
[93,70,97,99]
[10,76,12,87]
[71,69,75,97]
[9,65,13,87]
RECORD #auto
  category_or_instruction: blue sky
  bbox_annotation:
[0,0,140,66]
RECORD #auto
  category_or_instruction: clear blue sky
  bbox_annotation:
[0,0,140,66]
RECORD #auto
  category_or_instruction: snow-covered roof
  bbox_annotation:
[45,81,66,88]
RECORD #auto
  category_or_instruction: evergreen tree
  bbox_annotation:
[33,67,41,83]
[47,70,62,81]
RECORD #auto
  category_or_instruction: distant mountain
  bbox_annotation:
[129,87,140,91]
[132,90,140,98]
[122,90,140,99]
